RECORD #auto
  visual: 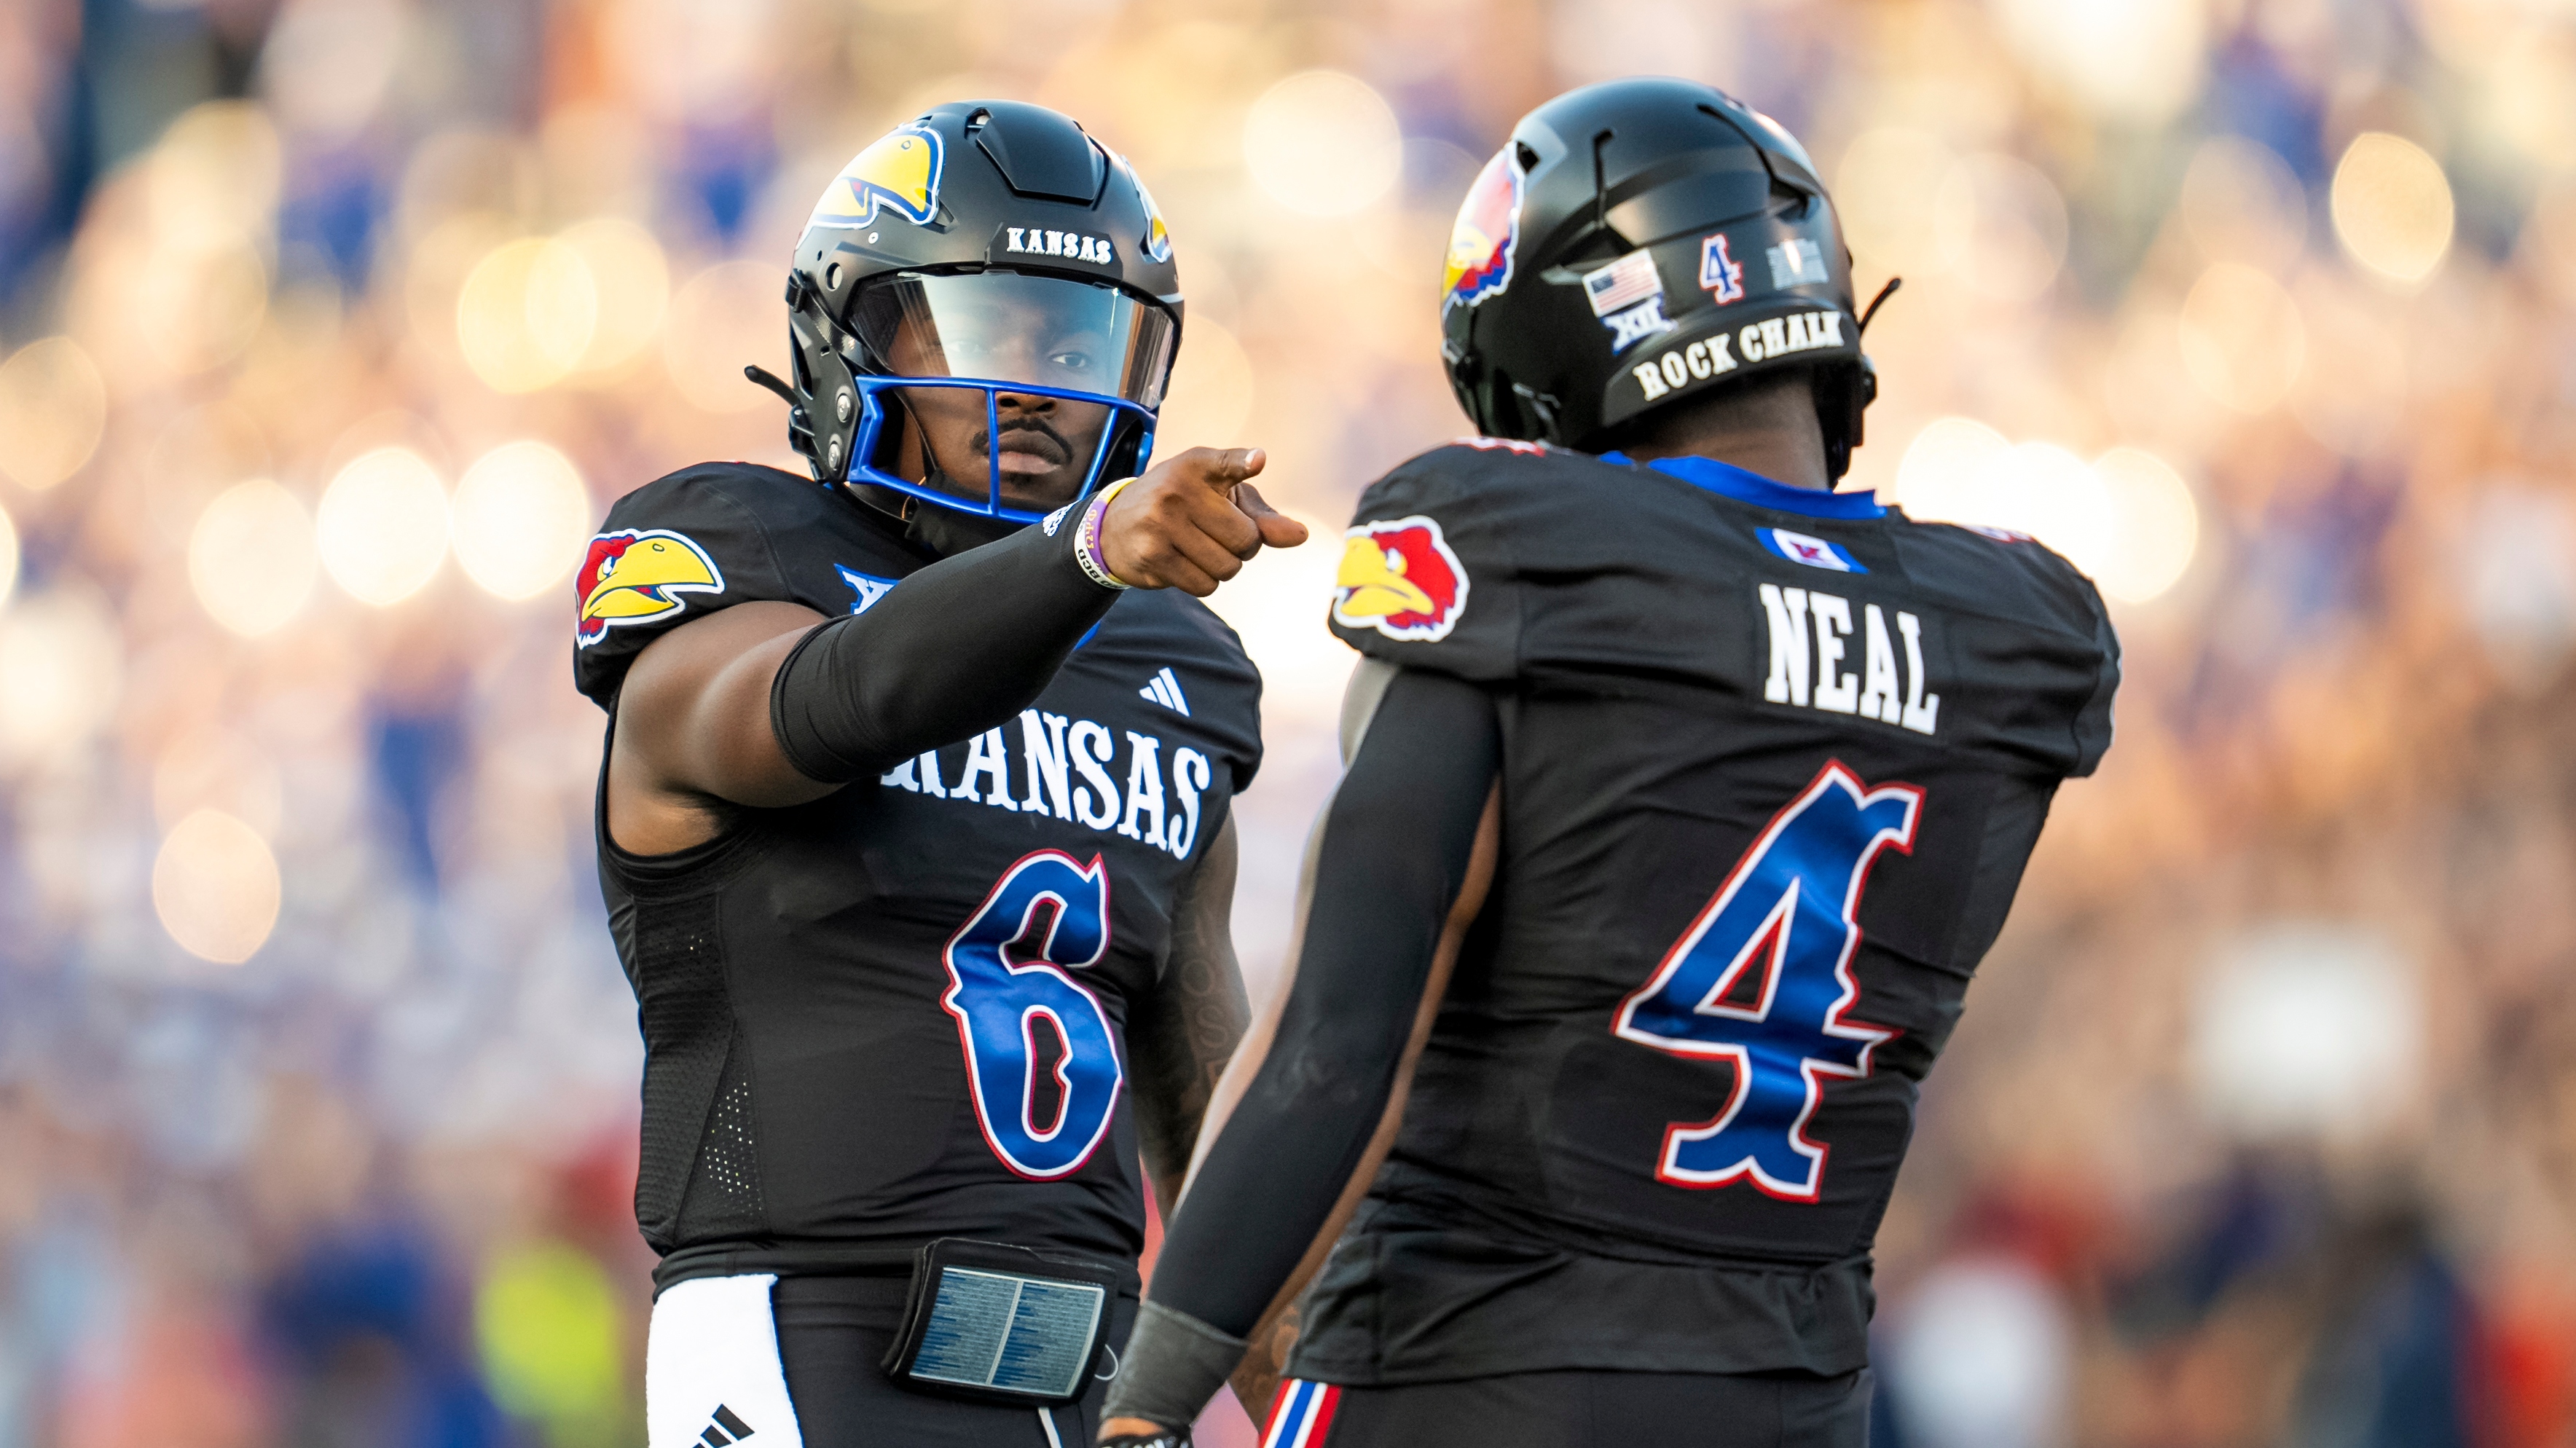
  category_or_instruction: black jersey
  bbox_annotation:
[573,463,1263,1286]
[1289,441,2116,1382]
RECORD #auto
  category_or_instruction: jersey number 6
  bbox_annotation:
[943,850,1123,1179]
[1612,762,1920,1201]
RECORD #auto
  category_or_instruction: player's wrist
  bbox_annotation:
[1074,477,1138,591]
[1099,1299,1244,1435]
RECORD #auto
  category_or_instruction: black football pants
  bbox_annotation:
[1281,1366,1872,1448]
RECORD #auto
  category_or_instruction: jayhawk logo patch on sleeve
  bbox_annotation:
[1332,516,1469,642]
[576,530,724,648]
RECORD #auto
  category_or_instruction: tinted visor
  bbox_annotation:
[855,271,1177,408]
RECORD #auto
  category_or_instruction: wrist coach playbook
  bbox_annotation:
[881,1238,1120,1406]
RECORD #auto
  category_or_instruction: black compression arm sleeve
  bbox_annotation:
[1147,668,1500,1336]
[768,516,1118,782]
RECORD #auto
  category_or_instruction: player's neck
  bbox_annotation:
[1618,422,1831,492]
[1614,380,1833,492]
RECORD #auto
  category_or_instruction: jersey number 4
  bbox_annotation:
[944,851,1123,1179]
[1612,762,1920,1201]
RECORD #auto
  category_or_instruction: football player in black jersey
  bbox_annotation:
[573,101,1304,1448]
[1102,79,2119,1448]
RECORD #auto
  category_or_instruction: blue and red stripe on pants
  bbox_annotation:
[1260,1378,1342,1448]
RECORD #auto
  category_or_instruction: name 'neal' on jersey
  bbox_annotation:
[1757,583,1940,736]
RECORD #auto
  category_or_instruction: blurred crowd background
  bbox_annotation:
[1,0,2574,1444]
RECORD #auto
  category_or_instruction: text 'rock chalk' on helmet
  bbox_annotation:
[757,100,1185,524]
[1439,77,1886,478]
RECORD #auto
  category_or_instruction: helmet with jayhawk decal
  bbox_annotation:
[773,101,1185,524]
[1438,78,1880,478]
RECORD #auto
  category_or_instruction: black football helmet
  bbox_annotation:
[769,101,1183,524]
[1439,77,1877,476]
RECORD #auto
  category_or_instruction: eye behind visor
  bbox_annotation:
[854,270,1176,408]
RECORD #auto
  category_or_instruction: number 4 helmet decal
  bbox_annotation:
[1613,761,1920,1202]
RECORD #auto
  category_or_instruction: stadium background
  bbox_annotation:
[1,0,2573,1443]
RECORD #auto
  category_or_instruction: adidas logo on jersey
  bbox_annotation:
[696,1403,757,1444]
[1138,666,1190,716]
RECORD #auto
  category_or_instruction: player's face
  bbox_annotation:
[857,271,1174,514]
[883,299,1115,511]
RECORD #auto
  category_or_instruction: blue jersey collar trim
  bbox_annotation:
[1598,450,1888,520]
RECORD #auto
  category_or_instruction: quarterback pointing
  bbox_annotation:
[576,102,1301,1446]
[1104,79,2118,1447]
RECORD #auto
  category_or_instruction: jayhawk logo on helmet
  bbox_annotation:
[1442,146,1524,312]
[575,530,724,648]
[1332,516,1469,642]
[1118,152,1173,264]
[809,122,945,230]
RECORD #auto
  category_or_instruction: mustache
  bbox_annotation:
[973,418,1072,465]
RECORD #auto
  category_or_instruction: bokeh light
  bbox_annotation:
[0,591,122,771]
[557,217,669,375]
[145,101,280,253]
[316,448,451,606]
[458,237,600,393]
[475,1242,624,1436]
[2462,484,2576,685]
[2193,922,2419,1138]
[452,441,593,601]
[2529,179,2576,309]
[2177,261,2306,412]
[1888,417,2008,516]
[153,725,285,839]
[0,505,21,612]
[1885,1255,2072,1448]
[2481,33,2576,173]
[661,260,779,412]
[1893,422,2105,557]
[1992,0,2207,122]
[0,337,109,489]
[257,0,404,138]
[2087,448,2200,604]
[1890,422,2199,602]
[1836,127,1957,276]
[189,479,318,637]
[2287,278,2408,456]
[1156,318,1257,448]
[2176,135,2306,272]
[152,808,282,965]
[2331,131,2454,286]
[1931,154,2068,302]
[1242,71,1402,216]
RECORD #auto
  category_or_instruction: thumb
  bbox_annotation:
[1232,482,1309,547]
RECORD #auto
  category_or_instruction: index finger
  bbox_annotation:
[1184,446,1265,492]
